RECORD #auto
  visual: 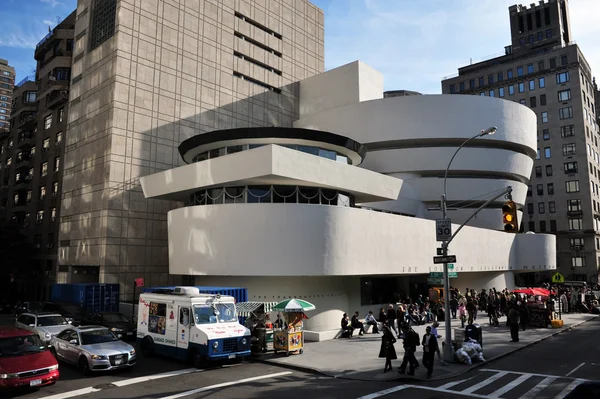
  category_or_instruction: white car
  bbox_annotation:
[15,312,71,344]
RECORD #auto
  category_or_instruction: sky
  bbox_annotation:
[1,0,599,93]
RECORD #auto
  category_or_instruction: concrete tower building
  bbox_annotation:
[442,0,599,284]
[59,0,324,298]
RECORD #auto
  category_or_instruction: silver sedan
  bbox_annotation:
[49,325,136,375]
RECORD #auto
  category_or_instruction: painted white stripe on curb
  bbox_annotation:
[112,368,202,387]
[37,387,101,399]
[565,362,585,377]
[160,371,293,399]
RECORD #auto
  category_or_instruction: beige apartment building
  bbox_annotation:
[59,0,324,298]
[442,0,599,285]
[0,59,15,132]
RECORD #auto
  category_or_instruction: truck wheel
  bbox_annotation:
[140,337,154,357]
[192,350,207,369]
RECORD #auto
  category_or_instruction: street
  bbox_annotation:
[2,316,599,399]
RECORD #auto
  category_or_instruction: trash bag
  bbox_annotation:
[455,348,472,365]
[475,353,485,362]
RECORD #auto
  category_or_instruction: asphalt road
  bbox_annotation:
[2,314,599,399]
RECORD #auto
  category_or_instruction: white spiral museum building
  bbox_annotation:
[140,61,556,340]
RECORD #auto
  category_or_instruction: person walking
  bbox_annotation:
[508,303,520,342]
[378,325,397,373]
[450,296,458,319]
[398,324,420,375]
[387,304,399,337]
[421,326,439,378]
[466,299,476,325]
[518,302,529,331]
[458,302,467,328]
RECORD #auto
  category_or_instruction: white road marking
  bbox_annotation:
[565,362,585,377]
[519,377,557,399]
[112,368,202,387]
[462,371,508,394]
[488,374,530,398]
[37,387,101,399]
[437,378,469,390]
[555,379,583,399]
[160,371,293,399]
[480,368,591,381]
[355,385,409,399]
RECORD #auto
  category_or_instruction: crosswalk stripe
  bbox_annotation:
[437,378,470,390]
[488,374,531,398]
[554,380,583,399]
[480,368,591,382]
[462,371,508,394]
[519,377,557,399]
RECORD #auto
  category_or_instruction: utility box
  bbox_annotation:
[50,283,120,313]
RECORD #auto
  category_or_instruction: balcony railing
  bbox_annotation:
[46,89,69,109]
[16,75,35,87]
[17,114,37,129]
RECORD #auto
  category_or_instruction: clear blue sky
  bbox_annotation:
[2,0,599,93]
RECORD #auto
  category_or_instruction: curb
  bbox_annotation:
[251,316,595,383]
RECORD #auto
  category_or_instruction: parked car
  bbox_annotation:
[15,313,71,344]
[49,326,136,375]
[14,301,45,318]
[0,327,59,389]
[41,302,87,326]
[83,312,137,340]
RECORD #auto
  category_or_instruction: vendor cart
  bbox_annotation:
[236,301,277,355]
[272,298,315,356]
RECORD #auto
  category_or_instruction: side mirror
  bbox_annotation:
[69,339,78,345]
[117,334,123,339]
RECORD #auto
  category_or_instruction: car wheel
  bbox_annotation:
[140,336,154,357]
[79,356,91,376]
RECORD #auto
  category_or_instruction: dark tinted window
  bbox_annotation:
[90,0,117,50]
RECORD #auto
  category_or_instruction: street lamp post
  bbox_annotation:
[441,126,497,363]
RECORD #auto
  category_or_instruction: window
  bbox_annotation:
[58,108,64,123]
[540,94,546,106]
[53,182,59,195]
[542,129,549,140]
[550,220,557,232]
[39,186,46,200]
[519,82,525,93]
[488,75,494,84]
[562,143,576,156]
[546,165,552,176]
[41,162,48,177]
[549,58,556,69]
[558,89,571,101]
[517,67,524,77]
[572,257,585,267]
[26,190,32,203]
[520,99,526,105]
[148,302,167,335]
[538,77,545,88]
[539,221,546,233]
[541,112,548,123]
[568,199,581,212]
[497,72,503,82]
[23,91,36,103]
[547,183,554,195]
[569,218,583,231]
[556,71,570,84]
[54,68,71,81]
[54,157,60,172]
[564,161,578,173]
[549,201,556,213]
[56,132,62,145]
[527,64,534,74]
[536,149,541,160]
[527,185,532,196]
[538,202,545,214]
[566,181,580,193]
[537,184,544,195]
[538,61,544,71]
[90,0,117,50]
[509,85,515,95]
[489,90,495,97]
[36,210,44,223]
[530,96,537,108]
[535,166,542,177]
[527,203,534,214]
[529,80,535,90]
[43,138,50,151]
[469,79,475,89]
[544,147,551,158]
[559,107,573,119]
[499,87,505,97]
[44,115,52,130]
[51,208,57,222]
[571,238,585,249]
[478,77,484,87]
[528,221,535,232]
[561,55,568,66]
[561,125,575,137]
[459,82,465,92]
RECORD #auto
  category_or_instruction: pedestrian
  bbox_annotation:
[378,307,387,325]
[466,299,476,325]
[378,325,397,373]
[387,304,399,337]
[518,302,529,331]
[458,302,467,328]
[341,313,353,338]
[398,324,420,375]
[421,326,439,378]
[365,310,379,334]
[508,302,520,342]
[430,321,446,366]
[450,296,458,319]
[351,311,365,336]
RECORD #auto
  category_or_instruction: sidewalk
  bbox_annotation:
[254,312,596,381]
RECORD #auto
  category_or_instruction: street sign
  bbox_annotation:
[427,277,444,285]
[551,272,565,284]
[135,278,145,287]
[436,219,452,242]
[433,255,457,264]
[448,263,455,270]
[437,247,444,255]
[429,271,457,278]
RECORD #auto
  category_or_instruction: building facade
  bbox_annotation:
[441,0,599,284]
[58,0,324,298]
[140,60,556,339]
[0,59,15,132]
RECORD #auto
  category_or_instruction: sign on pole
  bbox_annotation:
[448,263,455,270]
[551,272,564,284]
[430,271,457,278]
[436,219,452,242]
[433,255,457,264]
[427,277,444,285]
[135,278,145,287]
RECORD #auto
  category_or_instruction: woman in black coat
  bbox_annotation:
[378,325,397,372]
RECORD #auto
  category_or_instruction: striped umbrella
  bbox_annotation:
[273,298,316,312]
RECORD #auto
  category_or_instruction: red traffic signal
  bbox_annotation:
[502,200,519,233]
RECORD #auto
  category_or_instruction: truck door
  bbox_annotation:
[177,307,190,349]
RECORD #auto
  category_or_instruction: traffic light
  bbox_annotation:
[502,200,519,233]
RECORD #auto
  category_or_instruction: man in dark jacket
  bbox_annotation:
[398,324,419,375]
[508,303,520,342]
[421,326,439,378]
[351,311,364,336]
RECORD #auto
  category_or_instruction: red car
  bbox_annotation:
[0,327,59,389]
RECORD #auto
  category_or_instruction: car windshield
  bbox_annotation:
[193,302,237,324]
[37,315,68,326]
[80,329,118,345]
[103,313,130,323]
[0,335,46,357]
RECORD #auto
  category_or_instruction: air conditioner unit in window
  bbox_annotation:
[60,90,68,96]
[48,76,56,81]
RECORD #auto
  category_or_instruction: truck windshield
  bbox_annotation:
[193,303,237,324]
